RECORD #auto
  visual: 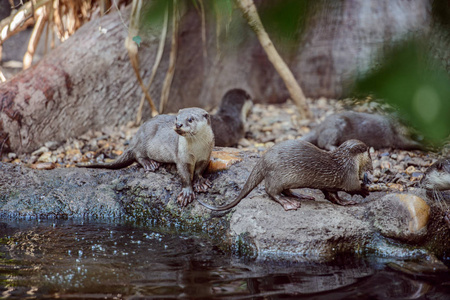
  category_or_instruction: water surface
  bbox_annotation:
[1,219,449,299]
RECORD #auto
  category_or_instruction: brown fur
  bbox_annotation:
[198,139,373,211]
[302,111,423,151]
[211,89,253,147]
[420,158,450,227]
[78,108,214,207]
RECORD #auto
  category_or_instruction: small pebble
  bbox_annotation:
[32,146,49,156]
[0,99,441,198]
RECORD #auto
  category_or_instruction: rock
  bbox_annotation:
[37,151,54,163]
[405,165,416,175]
[31,146,49,156]
[207,149,244,172]
[44,141,59,150]
[381,161,391,169]
[387,183,404,191]
[370,194,430,243]
[31,162,56,170]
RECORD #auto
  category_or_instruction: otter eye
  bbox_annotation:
[188,117,193,123]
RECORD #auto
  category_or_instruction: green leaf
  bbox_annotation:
[132,35,142,47]
[353,39,450,146]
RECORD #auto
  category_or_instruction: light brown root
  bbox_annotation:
[159,0,179,113]
[235,0,311,119]
[126,0,158,117]
[136,2,168,124]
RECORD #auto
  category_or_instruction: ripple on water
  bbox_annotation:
[1,219,449,299]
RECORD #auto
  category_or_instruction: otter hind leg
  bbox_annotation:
[322,190,356,206]
[137,157,160,172]
[282,189,315,201]
[266,187,301,211]
[270,194,302,211]
[264,177,301,211]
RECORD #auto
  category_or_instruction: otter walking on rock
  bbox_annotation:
[211,89,253,147]
[198,139,373,211]
[421,158,450,227]
[77,108,214,207]
[302,111,423,151]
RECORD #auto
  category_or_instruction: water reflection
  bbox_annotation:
[0,219,449,299]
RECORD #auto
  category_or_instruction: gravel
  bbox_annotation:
[1,98,440,192]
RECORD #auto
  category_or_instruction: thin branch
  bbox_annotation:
[0,0,37,45]
[136,3,168,124]
[235,0,311,119]
[198,0,207,58]
[0,68,6,82]
[126,0,158,116]
[160,0,179,113]
[23,6,48,70]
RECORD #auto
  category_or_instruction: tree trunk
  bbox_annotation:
[0,5,156,155]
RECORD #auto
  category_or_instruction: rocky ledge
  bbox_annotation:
[1,147,449,263]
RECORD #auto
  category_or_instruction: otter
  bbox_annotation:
[301,111,423,151]
[420,158,450,227]
[211,89,253,147]
[197,139,373,211]
[77,107,214,207]
[421,158,450,191]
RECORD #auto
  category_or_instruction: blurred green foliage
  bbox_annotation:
[258,0,312,50]
[142,0,169,29]
[141,0,313,54]
[354,39,450,146]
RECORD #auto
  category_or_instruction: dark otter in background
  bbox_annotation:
[211,89,253,147]
[77,108,214,207]
[421,158,450,227]
[198,139,373,211]
[301,111,423,151]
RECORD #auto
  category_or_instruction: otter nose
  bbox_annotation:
[175,123,183,129]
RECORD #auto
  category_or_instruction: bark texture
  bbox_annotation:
[0,5,156,154]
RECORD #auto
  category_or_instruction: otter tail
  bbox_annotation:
[197,159,265,211]
[300,130,317,145]
[77,149,135,169]
[396,136,425,151]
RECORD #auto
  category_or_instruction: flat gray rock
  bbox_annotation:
[1,155,449,262]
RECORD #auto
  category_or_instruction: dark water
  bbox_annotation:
[1,219,449,299]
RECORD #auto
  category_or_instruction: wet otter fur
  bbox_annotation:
[77,108,214,207]
[198,139,373,211]
[420,158,450,227]
[211,89,253,147]
[302,111,423,151]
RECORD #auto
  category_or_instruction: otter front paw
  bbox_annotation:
[359,186,370,198]
[349,187,370,198]
[193,177,212,193]
[177,188,195,207]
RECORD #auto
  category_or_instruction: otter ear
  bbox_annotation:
[203,113,210,124]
